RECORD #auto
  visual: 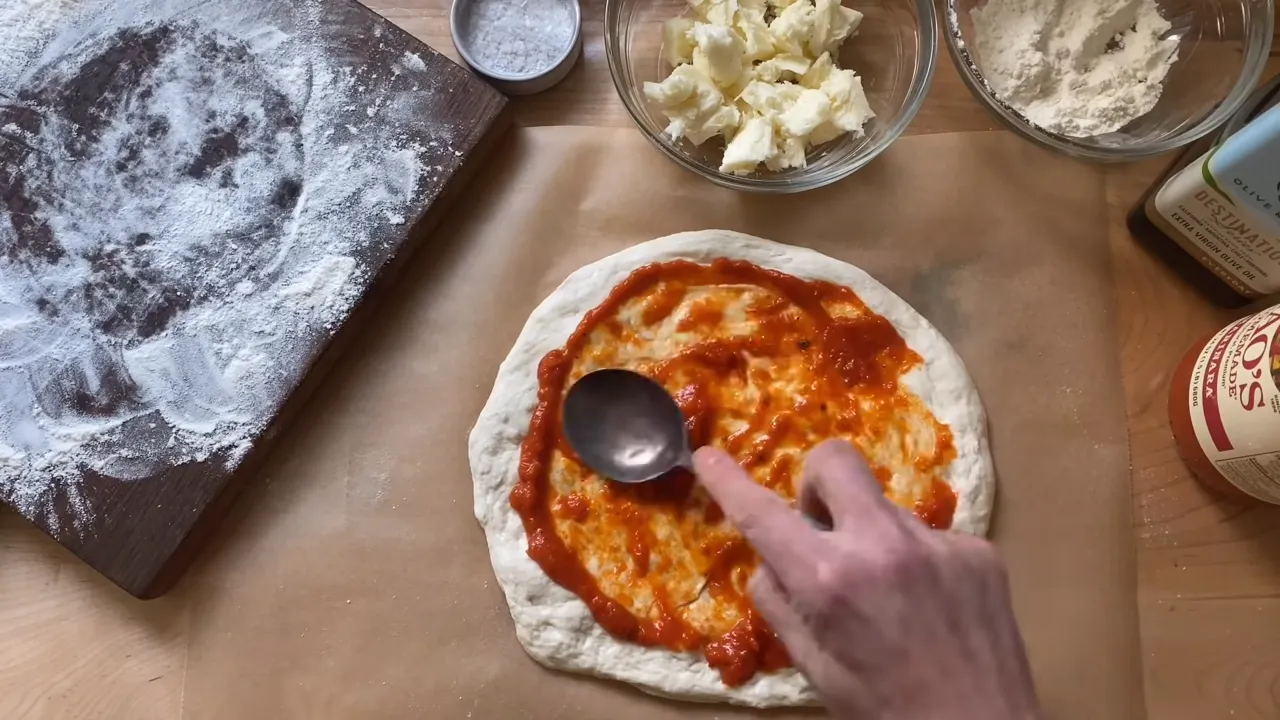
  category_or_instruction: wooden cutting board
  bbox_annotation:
[0,0,509,597]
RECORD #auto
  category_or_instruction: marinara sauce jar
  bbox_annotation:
[1170,303,1280,502]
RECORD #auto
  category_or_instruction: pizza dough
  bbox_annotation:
[468,230,995,706]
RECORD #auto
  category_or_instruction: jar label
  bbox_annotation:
[1153,154,1280,298]
[1187,306,1280,502]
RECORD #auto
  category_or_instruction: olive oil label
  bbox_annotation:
[1154,105,1280,298]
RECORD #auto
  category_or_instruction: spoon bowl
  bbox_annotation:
[561,369,692,484]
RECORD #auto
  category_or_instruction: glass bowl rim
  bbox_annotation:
[941,0,1276,161]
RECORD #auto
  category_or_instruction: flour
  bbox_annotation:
[399,50,427,74]
[969,0,1180,137]
[0,0,81,74]
[276,256,360,328]
[458,0,575,77]
[0,0,461,531]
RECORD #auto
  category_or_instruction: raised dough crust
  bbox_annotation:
[468,230,995,707]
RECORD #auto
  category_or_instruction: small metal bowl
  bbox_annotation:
[450,0,583,96]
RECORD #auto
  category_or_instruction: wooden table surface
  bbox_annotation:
[3,2,1280,718]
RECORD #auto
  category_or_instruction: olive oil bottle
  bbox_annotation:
[1128,77,1280,308]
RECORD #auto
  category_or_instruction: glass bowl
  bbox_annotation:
[604,0,938,193]
[944,0,1274,161]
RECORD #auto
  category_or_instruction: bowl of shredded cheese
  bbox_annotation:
[605,0,937,192]
[945,0,1273,161]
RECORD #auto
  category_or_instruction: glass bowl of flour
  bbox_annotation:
[945,0,1273,160]
[605,0,938,192]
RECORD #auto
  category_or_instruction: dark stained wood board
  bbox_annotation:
[0,0,509,597]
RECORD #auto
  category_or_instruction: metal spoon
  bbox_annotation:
[561,369,693,484]
[561,368,833,530]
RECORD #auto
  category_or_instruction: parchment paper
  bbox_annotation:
[176,127,1143,719]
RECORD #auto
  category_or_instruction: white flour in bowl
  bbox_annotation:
[0,0,461,531]
[969,0,1181,137]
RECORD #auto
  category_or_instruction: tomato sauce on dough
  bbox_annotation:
[510,259,957,686]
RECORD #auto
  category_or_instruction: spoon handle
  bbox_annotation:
[676,449,696,473]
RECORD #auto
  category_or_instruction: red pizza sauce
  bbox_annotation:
[510,259,957,686]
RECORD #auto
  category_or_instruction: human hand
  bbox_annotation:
[693,440,1039,720]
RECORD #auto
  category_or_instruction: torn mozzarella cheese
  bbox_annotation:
[647,0,876,174]
[692,23,745,86]
[721,115,774,174]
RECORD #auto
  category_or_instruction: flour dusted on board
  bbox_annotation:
[0,0,459,529]
[969,0,1180,138]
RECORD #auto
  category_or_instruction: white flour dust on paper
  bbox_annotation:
[0,0,462,531]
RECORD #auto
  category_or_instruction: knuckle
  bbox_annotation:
[816,555,855,592]
[956,535,1003,569]
[748,569,783,608]
[793,558,855,616]
[734,507,774,538]
[946,534,1011,588]
[978,546,1011,585]
[781,539,856,598]
[869,536,936,584]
